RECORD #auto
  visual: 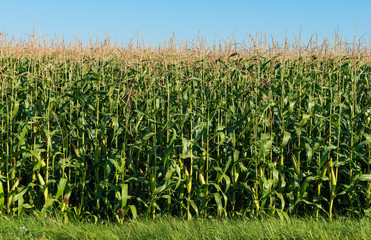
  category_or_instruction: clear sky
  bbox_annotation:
[1,1,370,47]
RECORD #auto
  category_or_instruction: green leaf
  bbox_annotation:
[142,132,155,141]
[299,114,311,127]
[129,205,137,219]
[187,198,199,216]
[10,101,19,121]
[319,144,337,169]
[214,193,223,216]
[40,199,58,216]
[55,178,68,199]
[121,184,129,207]
[258,134,272,159]
[358,174,371,182]
[281,131,291,148]
[305,143,313,163]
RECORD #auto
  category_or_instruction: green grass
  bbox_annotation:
[0,215,371,239]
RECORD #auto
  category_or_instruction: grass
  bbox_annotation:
[0,215,370,239]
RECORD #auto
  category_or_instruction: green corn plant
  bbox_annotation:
[0,33,370,221]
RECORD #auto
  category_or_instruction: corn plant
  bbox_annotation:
[0,33,370,221]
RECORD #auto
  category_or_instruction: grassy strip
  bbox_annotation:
[0,216,370,239]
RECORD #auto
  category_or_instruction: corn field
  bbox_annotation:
[0,34,371,222]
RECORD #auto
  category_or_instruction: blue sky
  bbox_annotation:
[1,1,370,47]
